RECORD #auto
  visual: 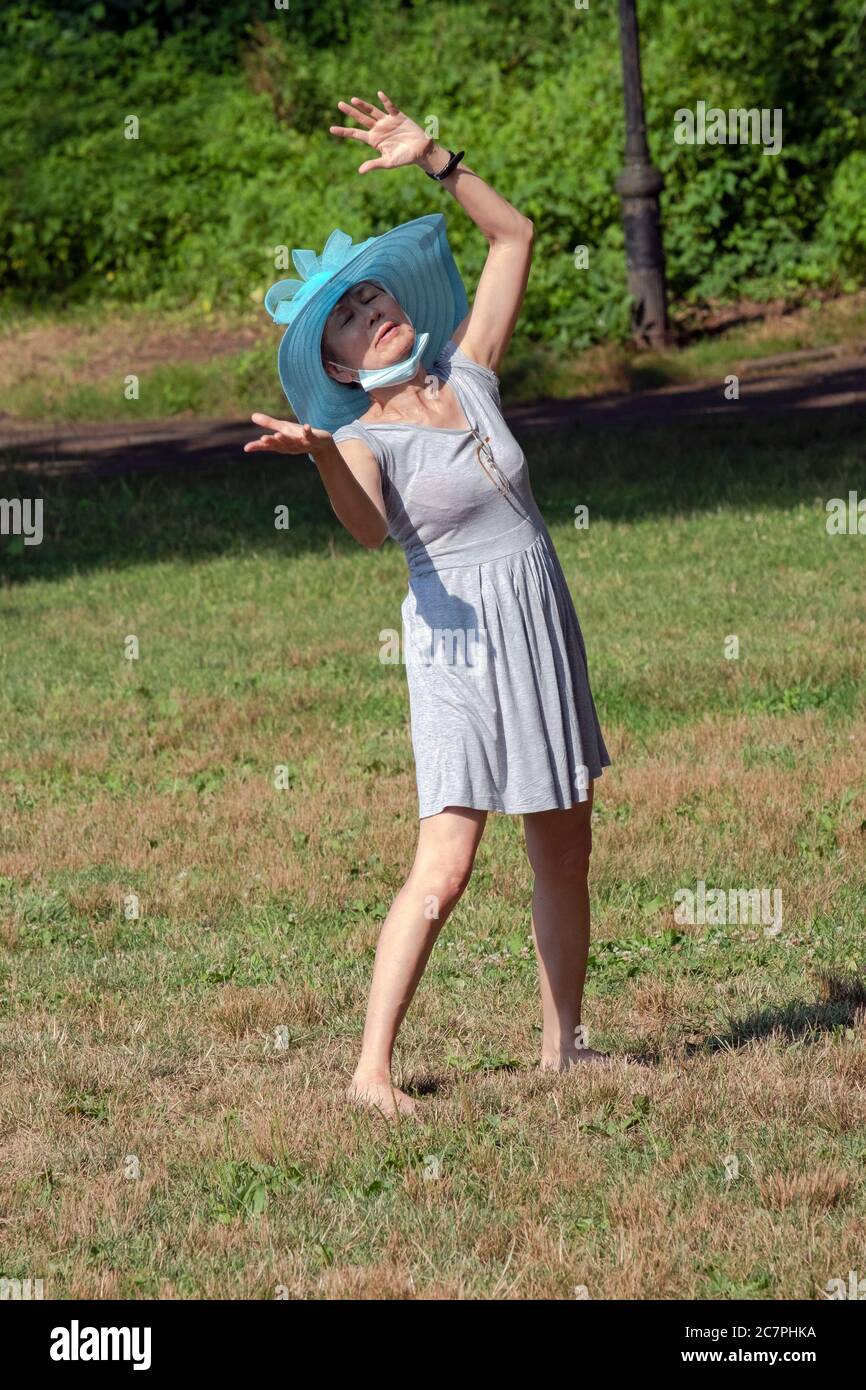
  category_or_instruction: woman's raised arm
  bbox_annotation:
[329,89,534,375]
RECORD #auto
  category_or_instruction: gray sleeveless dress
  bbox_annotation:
[332,338,611,819]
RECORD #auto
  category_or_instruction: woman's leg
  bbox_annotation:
[522,781,610,1069]
[348,805,488,1115]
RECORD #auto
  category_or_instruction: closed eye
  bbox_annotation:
[340,288,381,327]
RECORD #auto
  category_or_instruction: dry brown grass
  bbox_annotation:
[2,422,864,1298]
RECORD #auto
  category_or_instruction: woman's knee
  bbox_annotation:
[408,808,485,915]
[408,854,474,916]
[527,823,592,881]
[557,834,592,880]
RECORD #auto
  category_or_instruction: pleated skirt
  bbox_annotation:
[401,525,611,819]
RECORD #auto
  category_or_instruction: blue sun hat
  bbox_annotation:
[264,212,469,435]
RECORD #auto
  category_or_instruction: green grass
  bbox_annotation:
[2,290,866,424]
[2,343,276,424]
[1,407,865,1298]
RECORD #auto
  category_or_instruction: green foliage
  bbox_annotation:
[817,152,866,284]
[1,0,865,347]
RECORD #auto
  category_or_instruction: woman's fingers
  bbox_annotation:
[244,433,285,451]
[335,98,375,128]
[244,437,289,454]
[345,95,384,122]
[377,89,399,115]
[329,124,370,143]
[245,415,331,457]
[250,411,288,431]
[244,419,316,454]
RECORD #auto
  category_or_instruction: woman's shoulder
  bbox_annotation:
[331,419,391,483]
[332,418,376,443]
[331,418,384,465]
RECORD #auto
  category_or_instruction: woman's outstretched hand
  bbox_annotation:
[244,414,333,456]
[329,89,433,174]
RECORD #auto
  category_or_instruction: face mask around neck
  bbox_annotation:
[328,319,430,392]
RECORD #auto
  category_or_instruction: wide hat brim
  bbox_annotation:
[274,213,469,434]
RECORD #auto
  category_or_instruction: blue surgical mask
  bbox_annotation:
[328,320,430,391]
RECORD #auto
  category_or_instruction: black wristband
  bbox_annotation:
[424,148,465,182]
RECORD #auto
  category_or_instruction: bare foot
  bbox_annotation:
[346,1073,418,1118]
[539,1047,617,1072]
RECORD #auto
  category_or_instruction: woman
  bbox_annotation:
[246,90,613,1118]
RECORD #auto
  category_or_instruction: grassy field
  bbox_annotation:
[2,288,865,425]
[1,404,865,1299]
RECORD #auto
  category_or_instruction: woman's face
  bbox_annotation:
[322,280,411,383]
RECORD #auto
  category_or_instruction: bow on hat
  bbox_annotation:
[264,228,378,326]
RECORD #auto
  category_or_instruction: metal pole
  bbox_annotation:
[614,0,670,347]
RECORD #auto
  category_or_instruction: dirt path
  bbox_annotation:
[2,345,864,477]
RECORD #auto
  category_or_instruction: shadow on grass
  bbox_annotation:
[1,404,864,588]
[635,970,866,1067]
